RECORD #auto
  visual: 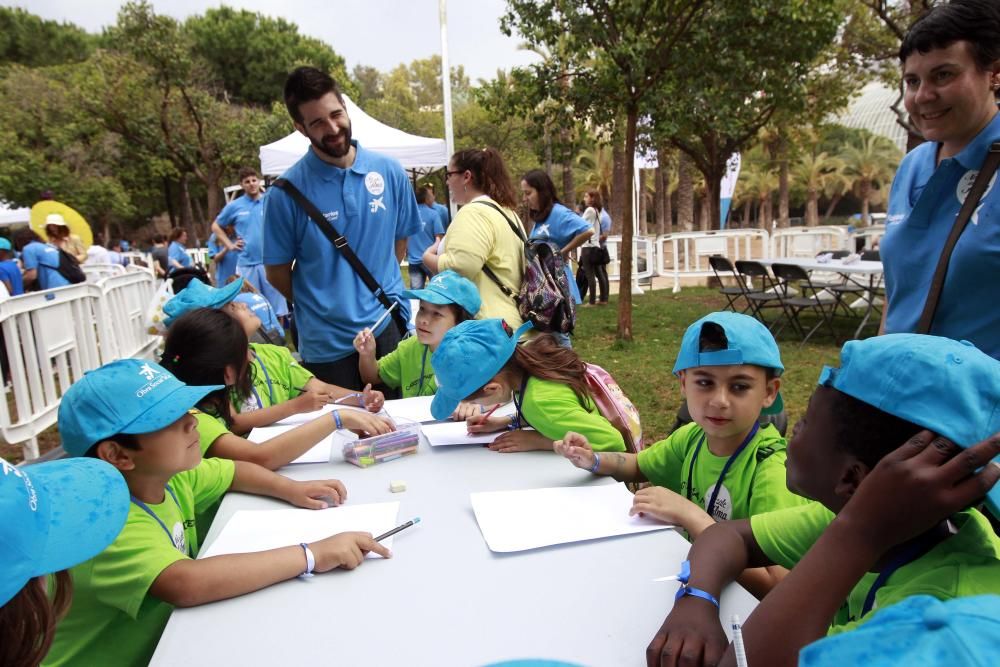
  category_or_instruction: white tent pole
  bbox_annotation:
[439,0,456,214]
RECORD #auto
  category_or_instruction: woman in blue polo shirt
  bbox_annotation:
[13,229,70,291]
[880,0,1000,360]
[521,170,593,346]
[167,227,193,272]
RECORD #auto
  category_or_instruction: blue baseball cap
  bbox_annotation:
[673,312,784,415]
[0,237,11,251]
[58,359,222,457]
[430,318,534,420]
[402,269,481,317]
[1,457,130,605]
[801,595,1000,667]
[819,333,1000,514]
[163,277,244,326]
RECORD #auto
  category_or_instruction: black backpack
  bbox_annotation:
[55,248,86,284]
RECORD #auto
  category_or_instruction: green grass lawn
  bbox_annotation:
[571,287,855,442]
[2,285,859,463]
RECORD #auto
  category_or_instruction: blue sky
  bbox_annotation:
[11,0,540,82]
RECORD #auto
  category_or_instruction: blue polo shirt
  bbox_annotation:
[207,233,239,286]
[408,204,445,265]
[599,209,612,245]
[262,142,422,362]
[530,202,592,303]
[217,194,264,267]
[168,241,192,268]
[433,201,450,230]
[21,241,70,290]
[234,292,284,335]
[0,258,24,295]
[882,111,1000,360]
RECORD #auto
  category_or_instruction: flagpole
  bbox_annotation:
[439,0,456,215]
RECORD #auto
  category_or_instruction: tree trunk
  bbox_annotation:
[698,192,709,231]
[677,152,694,232]
[543,125,553,177]
[163,177,176,225]
[562,160,576,209]
[653,166,664,236]
[179,175,194,232]
[742,201,751,228]
[777,141,790,228]
[860,180,871,224]
[823,194,843,220]
[638,169,648,236]
[617,107,638,342]
[611,136,627,235]
[806,190,819,226]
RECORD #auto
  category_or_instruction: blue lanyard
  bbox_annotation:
[130,485,188,555]
[253,351,275,407]
[860,524,951,618]
[417,346,430,394]
[686,422,760,519]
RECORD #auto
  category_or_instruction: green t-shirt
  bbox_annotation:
[377,335,436,397]
[194,409,231,455]
[636,422,807,522]
[751,503,1000,635]
[45,457,235,667]
[234,342,314,413]
[518,376,625,452]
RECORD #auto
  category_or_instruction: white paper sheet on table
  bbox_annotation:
[246,424,333,464]
[199,501,402,559]
[470,484,673,552]
[422,420,506,446]
[382,396,517,424]
[275,403,367,426]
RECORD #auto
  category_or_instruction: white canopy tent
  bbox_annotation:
[259,94,449,176]
[0,203,30,227]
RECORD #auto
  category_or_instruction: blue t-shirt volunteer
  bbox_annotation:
[217,194,264,267]
[168,241,192,269]
[0,258,24,295]
[433,201,450,231]
[882,111,1000,360]
[530,202,592,303]
[408,204,445,265]
[207,232,239,286]
[21,241,70,290]
[262,141,422,362]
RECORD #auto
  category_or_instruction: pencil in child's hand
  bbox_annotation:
[468,403,501,434]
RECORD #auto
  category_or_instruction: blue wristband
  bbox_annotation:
[673,560,719,608]
[589,452,601,473]
[332,410,343,430]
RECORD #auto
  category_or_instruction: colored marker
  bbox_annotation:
[375,517,421,542]
[731,614,748,667]
[369,301,398,334]
[468,403,502,435]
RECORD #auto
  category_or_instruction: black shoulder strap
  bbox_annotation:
[470,200,524,301]
[272,177,408,337]
[916,141,1000,333]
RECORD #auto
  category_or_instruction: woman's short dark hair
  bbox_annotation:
[451,148,518,209]
[586,189,604,211]
[415,186,431,205]
[522,169,560,222]
[284,66,345,123]
[168,227,186,242]
[899,0,1000,70]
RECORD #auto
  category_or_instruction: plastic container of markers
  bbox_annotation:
[341,419,421,468]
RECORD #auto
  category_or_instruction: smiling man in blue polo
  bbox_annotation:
[263,66,422,391]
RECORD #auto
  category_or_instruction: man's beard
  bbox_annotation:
[311,121,353,160]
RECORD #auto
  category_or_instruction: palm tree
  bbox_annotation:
[792,152,845,227]
[736,157,778,229]
[575,143,614,207]
[840,134,902,224]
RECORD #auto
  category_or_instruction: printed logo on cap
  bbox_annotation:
[135,363,168,398]
[1,459,37,511]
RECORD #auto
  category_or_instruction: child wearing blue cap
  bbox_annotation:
[353,269,480,399]
[163,308,394,470]
[648,334,1000,667]
[0,457,129,667]
[555,312,808,594]
[431,319,627,453]
[44,359,390,667]
[163,277,384,430]
[0,236,24,296]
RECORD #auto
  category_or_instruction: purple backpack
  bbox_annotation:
[477,201,576,334]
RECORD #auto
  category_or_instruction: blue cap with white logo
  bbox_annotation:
[819,333,1000,515]
[402,269,482,318]
[1,457,130,605]
[673,312,784,415]
[801,595,1000,667]
[163,277,244,326]
[58,359,222,457]
[430,318,534,420]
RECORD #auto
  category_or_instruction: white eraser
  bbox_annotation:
[389,480,406,493]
